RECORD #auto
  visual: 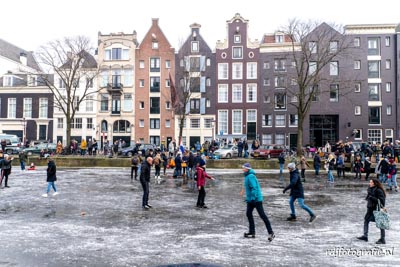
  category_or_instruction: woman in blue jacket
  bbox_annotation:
[242,163,275,241]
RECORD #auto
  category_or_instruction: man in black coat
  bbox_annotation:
[283,162,317,222]
[140,157,153,209]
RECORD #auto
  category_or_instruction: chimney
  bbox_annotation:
[20,52,27,65]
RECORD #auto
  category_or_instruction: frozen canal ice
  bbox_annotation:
[0,167,399,267]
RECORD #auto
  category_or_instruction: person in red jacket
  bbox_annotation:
[196,161,214,208]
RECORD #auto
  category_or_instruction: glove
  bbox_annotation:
[283,189,287,194]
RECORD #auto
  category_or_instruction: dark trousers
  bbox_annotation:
[246,201,273,235]
[131,166,138,180]
[1,169,10,186]
[197,186,206,207]
[155,166,161,177]
[140,180,149,207]
[301,169,305,179]
[364,210,385,240]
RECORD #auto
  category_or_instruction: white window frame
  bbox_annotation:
[85,95,94,112]
[275,114,286,127]
[262,114,272,127]
[247,109,257,122]
[218,84,228,103]
[354,60,361,70]
[8,98,16,118]
[262,134,272,145]
[330,61,338,76]
[385,36,390,47]
[355,105,361,115]
[139,119,144,127]
[387,105,392,116]
[232,84,242,103]
[355,82,361,93]
[354,37,361,47]
[246,84,257,103]
[289,114,298,126]
[232,110,242,134]
[218,63,228,80]
[218,110,228,135]
[232,63,243,79]
[23,98,32,118]
[57,118,63,129]
[39,98,48,118]
[386,82,391,93]
[385,59,391,70]
[123,94,133,112]
[232,46,243,59]
[246,62,257,79]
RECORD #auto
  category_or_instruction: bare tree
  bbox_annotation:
[33,36,99,150]
[278,19,355,153]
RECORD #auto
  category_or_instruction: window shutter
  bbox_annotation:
[200,77,206,92]
[185,102,190,114]
[200,56,206,71]
[200,98,206,114]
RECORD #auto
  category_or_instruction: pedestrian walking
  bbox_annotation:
[42,158,58,197]
[19,151,28,171]
[140,156,153,209]
[278,152,285,174]
[196,161,214,209]
[0,155,14,188]
[313,153,321,176]
[357,178,387,244]
[242,162,275,241]
[283,162,317,222]
[299,156,310,182]
[387,158,398,192]
[131,153,139,180]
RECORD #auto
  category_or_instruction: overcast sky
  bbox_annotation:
[2,0,399,52]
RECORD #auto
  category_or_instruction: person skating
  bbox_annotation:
[140,156,153,209]
[42,158,58,197]
[196,161,214,208]
[242,162,275,241]
[357,178,387,244]
[0,155,14,188]
[283,162,317,222]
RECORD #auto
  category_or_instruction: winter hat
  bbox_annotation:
[199,159,206,167]
[287,162,296,169]
[242,163,252,169]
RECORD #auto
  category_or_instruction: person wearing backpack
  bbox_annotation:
[131,153,140,180]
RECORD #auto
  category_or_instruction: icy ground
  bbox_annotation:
[0,167,399,267]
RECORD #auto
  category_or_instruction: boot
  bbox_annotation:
[376,238,386,244]
[287,215,297,221]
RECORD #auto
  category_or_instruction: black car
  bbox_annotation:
[119,143,141,157]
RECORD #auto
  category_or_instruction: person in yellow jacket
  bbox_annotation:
[56,140,63,155]
[80,139,87,156]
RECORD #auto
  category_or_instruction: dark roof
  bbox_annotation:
[0,38,41,71]
[60,50,98,69]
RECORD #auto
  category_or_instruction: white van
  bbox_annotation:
[0,134,22,154]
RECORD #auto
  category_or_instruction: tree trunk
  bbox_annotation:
[297,115,304,158]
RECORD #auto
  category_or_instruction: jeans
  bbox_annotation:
[140,180,149,207]
[246,201,273,234]
[380,173,388,183]
[279,163,284,174]
[388,174,398,188]
[314,165,320,175]
[20,161,25,170]
[289,196,314,217]
[327,170,334,183]
[46,182,57,193]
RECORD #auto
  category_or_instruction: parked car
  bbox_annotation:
[119,143,141,157]
[213,145,238,159]
[0,134,22,154]
[23,143,57,156]
[251,144,285,159]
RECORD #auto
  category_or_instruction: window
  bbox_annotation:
[3,76,13,86]
[190,99,200,114]
[123,94,132,112]
[189,77,200,92]
[262,134,272,145]
[368,61,380,78]
[369,107,381,124]
[150,58,160,72]
[204,118,213,128]
[190,118,200,128]
[71,118,82,129]
[385,60,391,69]
[262,114,272,126]
[58,78,66,88]
[247,110,256,122]
[275,34,284,43]
[355,105,361,115]
[276,134,285,145]
[274,93,286,109]
[232,110,242,134]
[232,47,242,59]
[263,62,270,69]
[85,95,94,112]
[291,95,298,102]
[39,98,48,118]
[101,94,109,111]
[111,70,121,88]
[264,95,270,103]
[232,63,242,79]
[218,110,228,134]
[206,78,211,86]
[274,59,286,72]
[310,85,319,102]
[274,76,285,87]
[139,79,144,87]
[150,119,160,129]
[289,114,298,126]
[263,78,270,86]
[234,35,241,43]
[87,118,93,129]
[189,56,201,72]
[8,98,16,118]
[330,61,338,76]
[368,129,382,144]
[111,95,121,115]
[165,119,171,128]
[385,36,390,46]
[386,82,391,93]
[385,129,393,139]
[247,62,257,79]
[150,97,160,114]
[330,41,338,53]
[101,71,108,87]
[354,37,360,47]
[191,41,199,52]
[113,120,131,133]
[124,69,133,86]
[28,75,37,86]
[354,60,361,70]
[139,120,144,127]
[275,114,286,127]
[330,84,339,102]
[139,101,144,109]
[309,41,317,53]
[368,38,380,55]
[57,118,63,129]
[165,101,170,109]
[218,63,228,80]
[86,77,93,88]
[23,98,32,118]
[104,48,129,60]
[387,105,392,115]
[139,60,145,68]
[218,84,228,103]
[150,77,160,92]
[165,60,171,69]
[368,84,380,101]
[232,84,242,103]
[246,84,257,102]
[355,82,361,93]
[309,62,317,75]
[152,42,158,49]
